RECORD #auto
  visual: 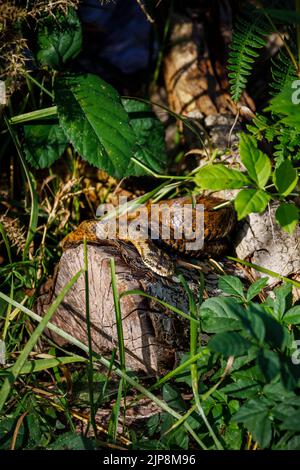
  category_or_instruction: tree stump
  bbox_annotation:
[36,242,201,376]
[235,203,300,287]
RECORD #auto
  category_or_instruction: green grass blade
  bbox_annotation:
[123,96,210,157]
[0,269,83,412]
[108,379,123,442]
[83,239,97,439]
[0,223,14,341]
[0,223,12,265]
[132,348,210,405]
[110,258,126,370]
[109,258,126,441]
[94,349,117,413]
[0,293,206,448]
[3,356,86,375]
[180,274,223,450]
[9,106,58,124]
[25,72,54,99]
[227,256,300,288]
[4,115,39,260]
[121,289,200,325]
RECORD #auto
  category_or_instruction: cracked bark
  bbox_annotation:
[36,243,196,376]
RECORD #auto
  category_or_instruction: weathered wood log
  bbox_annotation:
[164,16,234,119]
[163,10,255,151]
[36,242,200,376]
[235,202,300,289]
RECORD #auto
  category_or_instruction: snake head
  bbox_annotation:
[131,239,175,277]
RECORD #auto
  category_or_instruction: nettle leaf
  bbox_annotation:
[220,379,262,399]
[200,297,244,333]
[195,164,250,190]
[208,331,252,357]
[280,412,300,431]
[234,189,270,220]
[257,349,281,382]
[23,124,68,169]
[239,134,271,188]
[218,275,244,299]
[55,73,138,178]
[272,403,299,421]
[282,305,300,325]
[273,283,293,320]
[285,436,300,450]
[263,382,297,402]
[235,303,266,343]
[162,384,186,412]
[275,203,299,234]
[37,8,82,69]
[273,160,298,196]
[232,364,264,382]
[281,360,300,391]
[246,278,268,301]
[232,398,273,448]
[48,431,96,450]
[247,303,287,350]
[121,98,167,174]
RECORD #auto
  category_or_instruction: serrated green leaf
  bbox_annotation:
[275,203,299,234]
[246,303,287,349]
[283,305,300,325]
[284,436,300,450]
[0,417,26,449]
[281,359,300,390]
[48,432,96,450]
[221,379,262,399]
[162,384,186,412]
[263,382,297,401]
[122,98,167,174]
[235,303,266,343]
[55,73,137,178]
[272,403,298,421]
[195,164,250,190]
[234,189,270,220]
[232,398,272,448]
[273,283,293,320]
[273,160,298,196]
[232,364,264,382]
[246,278,268,301]
[23,124,68,169]
[37,9,82,69]
[258,349,282,384]
[280,411,300,431]
[208,331,252,356]
[239,134,271,188]
[218,275,245,299]
[26,413,43,448]
[200,297,244,333]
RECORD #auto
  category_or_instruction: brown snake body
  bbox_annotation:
[62,195,236,277]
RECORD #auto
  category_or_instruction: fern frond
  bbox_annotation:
[228,13,270,102]
[247,114,278,142]
[274,127,300,164]
[271,50,298,95]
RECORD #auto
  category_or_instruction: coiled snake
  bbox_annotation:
[61,195,236,277]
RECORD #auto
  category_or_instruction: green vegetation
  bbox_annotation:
[0,0,300,451]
